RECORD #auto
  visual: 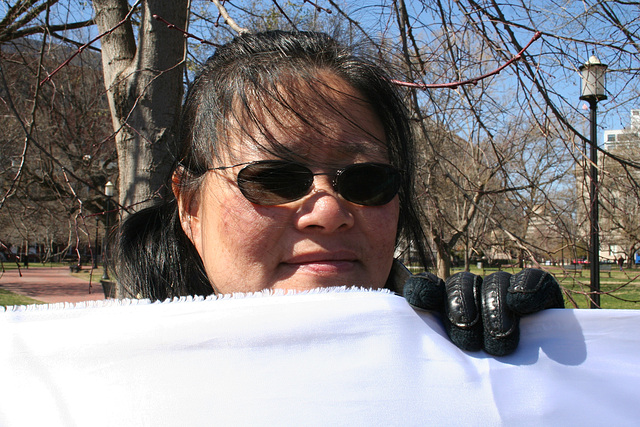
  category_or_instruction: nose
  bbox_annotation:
[294,175,355,233]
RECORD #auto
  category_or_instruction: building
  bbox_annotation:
[598,110,640,263]
[604,109,640,149]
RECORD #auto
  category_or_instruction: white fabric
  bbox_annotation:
[1,289,639,426]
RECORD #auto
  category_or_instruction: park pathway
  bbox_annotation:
[0,267,105,304]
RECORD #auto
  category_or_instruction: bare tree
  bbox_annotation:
[1,1,639,303]
[92,0,188,210]
[384,0,640,280]
[1,32,114,264]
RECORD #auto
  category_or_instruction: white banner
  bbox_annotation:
[2,289,639,426]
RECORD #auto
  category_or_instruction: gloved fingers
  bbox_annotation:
[443,272,483,352]
[507,268,565,315]
[481,271,519,356]
[403,272,445,311]
[403,269,560,357]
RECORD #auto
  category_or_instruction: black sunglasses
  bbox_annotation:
[210,160,401,206]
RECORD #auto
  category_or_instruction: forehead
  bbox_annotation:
[221,70,388,164]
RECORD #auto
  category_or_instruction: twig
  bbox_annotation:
[391,31,542,90]
[209,0,249,35]
[40,0,142,86]
[153,15,221,46]
[270,0,297,31]
[302,0,332,14]
[61,168,94,294]
[0,4,51,210]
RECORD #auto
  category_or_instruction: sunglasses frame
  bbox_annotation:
[209,160,402,206]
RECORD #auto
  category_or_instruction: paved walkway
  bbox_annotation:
[0,266,105,304]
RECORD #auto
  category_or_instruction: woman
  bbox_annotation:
[116,30,425,299]
[115,30,562,355]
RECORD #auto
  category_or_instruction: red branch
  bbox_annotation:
[40,0,143,86]
[391,31,542,90]
[153,15,221,47]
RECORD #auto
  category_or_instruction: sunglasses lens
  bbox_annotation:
[236,161,400,206]
[237,162,312,205]
[337,163,401,206]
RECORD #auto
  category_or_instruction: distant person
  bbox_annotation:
[618,257,624,271]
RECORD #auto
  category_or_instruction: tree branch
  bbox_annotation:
[210,0,249,35]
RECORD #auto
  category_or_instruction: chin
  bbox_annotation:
[274,276,382,292]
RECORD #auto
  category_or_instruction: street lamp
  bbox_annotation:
[93,216,99,270]
[102,181,115,281]
[580,54,607,308]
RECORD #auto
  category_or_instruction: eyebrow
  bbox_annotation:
[263,139,389,166]
[322,137,389,158]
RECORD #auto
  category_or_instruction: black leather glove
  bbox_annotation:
[403,268,564,356]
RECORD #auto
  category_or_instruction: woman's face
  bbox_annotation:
[178,72,399,294]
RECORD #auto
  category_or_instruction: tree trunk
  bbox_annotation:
[431,230,452,279]
[435,241,452,280]
[464,235,470,272]
[93,0,188,210]
[94,0,188,298]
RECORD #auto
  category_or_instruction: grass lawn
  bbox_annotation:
[555,269,640,309]
[3,264,639,310]
[1,262,72,270]
[0,288,43,307]
[70,267,106,283]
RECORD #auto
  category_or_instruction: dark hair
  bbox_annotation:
[115,30,428,300]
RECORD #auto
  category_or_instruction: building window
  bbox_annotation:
[607,134,616,142]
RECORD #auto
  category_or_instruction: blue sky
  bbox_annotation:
[3,0,636,137]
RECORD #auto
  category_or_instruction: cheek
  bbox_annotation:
[200,191,290,263]
[367,201,399,243]
[359,201,400,262]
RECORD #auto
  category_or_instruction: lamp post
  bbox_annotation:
[102,181,115,281]
[93,216,99,270]
[579,55,607,308]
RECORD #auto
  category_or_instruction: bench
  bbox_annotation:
[562,264,583,277]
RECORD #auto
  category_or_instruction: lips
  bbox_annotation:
[286,250,356,262]
[282,251,358,274]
